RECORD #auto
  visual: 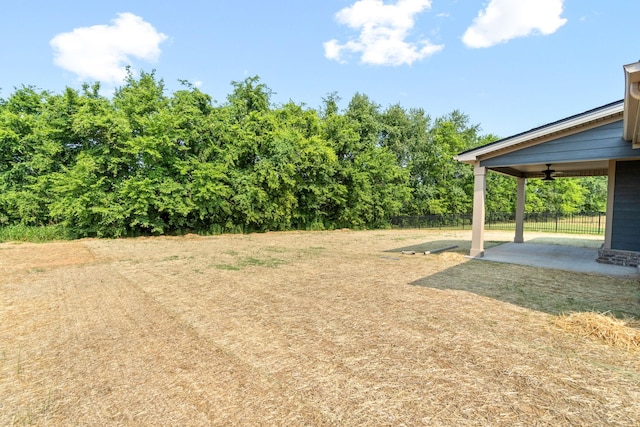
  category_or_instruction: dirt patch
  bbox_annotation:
[0,241,96,272]
[1,229,639,425]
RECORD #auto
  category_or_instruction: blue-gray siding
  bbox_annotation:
[480,120,640,168]
[611,160,640,252]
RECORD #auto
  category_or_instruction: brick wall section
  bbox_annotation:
[597,248,640,267]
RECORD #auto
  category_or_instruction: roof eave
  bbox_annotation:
[623,61,640,147]
[456,101,624,163]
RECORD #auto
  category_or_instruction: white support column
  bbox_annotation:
[514,177,526,243]
[470,164,486,258]
[604,160,616,250]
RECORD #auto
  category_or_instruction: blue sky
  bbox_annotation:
[1,0,638,138]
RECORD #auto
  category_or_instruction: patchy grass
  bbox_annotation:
[215,257,286,271]
[214,263,242,271]
[1,229,639,426]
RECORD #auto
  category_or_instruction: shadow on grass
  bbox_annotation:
[411,259,640,320]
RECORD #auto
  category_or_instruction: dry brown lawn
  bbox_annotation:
[1,229,639,426]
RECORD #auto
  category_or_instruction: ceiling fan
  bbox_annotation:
[542,164,555,181]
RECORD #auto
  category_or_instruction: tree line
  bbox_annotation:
[0,71,606,237]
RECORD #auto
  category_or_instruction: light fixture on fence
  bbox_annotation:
[542,164,555,181]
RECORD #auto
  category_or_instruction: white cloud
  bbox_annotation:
[324,0,443,66]
[50,13,168,84]
[462,0,567,48]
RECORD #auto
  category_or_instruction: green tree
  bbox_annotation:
[275,102,339,229]
[580,176,607,212]
[4,71,528,235]
[322,94,410,227]
[485,173,517,213]
[0,86,66,225]
[171,85,232,232]
[222,80,300,231]
[227,75,272,121]
[525,178,586,214]
[49,84,131,236]
[399,110,483,215]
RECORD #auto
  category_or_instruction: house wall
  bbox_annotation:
[480,121,638,167]
[610,160,640,252]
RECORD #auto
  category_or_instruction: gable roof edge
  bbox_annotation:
[457,100,624,163]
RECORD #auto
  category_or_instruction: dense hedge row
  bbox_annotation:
[0,71,606,237]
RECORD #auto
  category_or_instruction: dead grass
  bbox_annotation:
[1,229,639,426]
[556,312,640,351]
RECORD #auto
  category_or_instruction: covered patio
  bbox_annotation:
[481,241,638,278]
[457,61,640,267]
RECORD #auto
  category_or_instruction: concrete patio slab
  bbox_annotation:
[478,242,639,278]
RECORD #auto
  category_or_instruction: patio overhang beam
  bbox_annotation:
[487,166,608,179]
[488,167,525,178]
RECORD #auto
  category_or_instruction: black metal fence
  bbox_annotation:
[389,212,606,235]
[390,214,473,230]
